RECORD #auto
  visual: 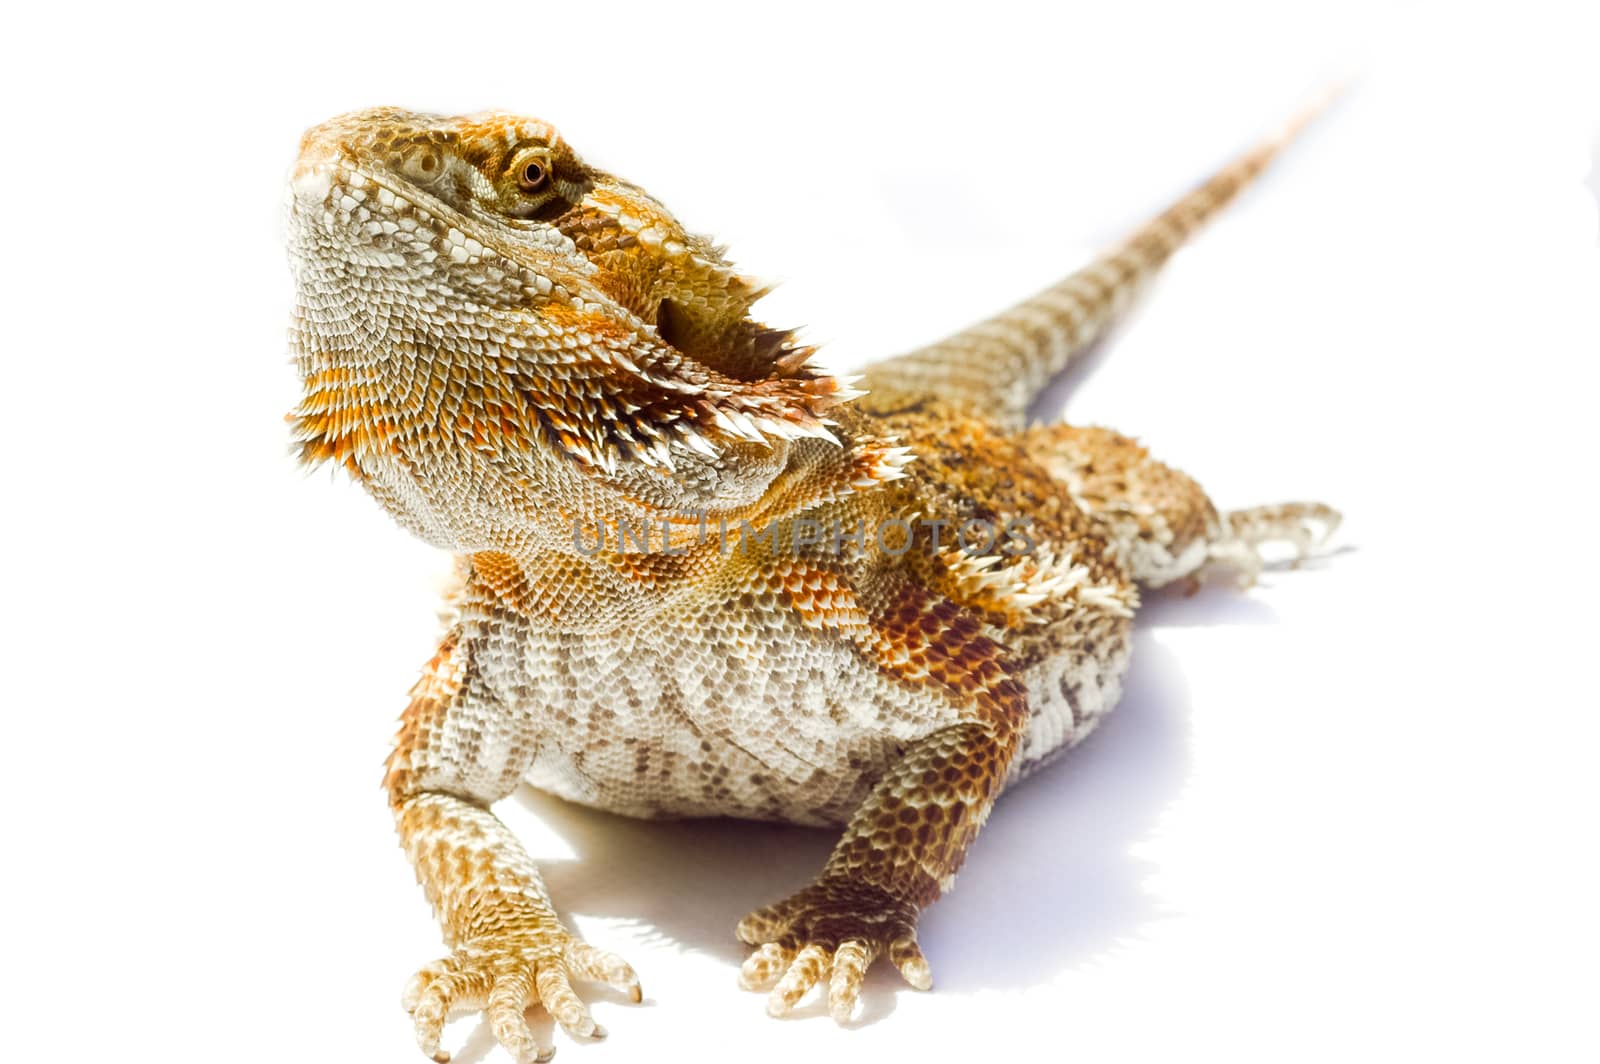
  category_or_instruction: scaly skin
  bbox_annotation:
[285,105,1339,1060]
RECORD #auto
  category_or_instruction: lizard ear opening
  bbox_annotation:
[654,298,690,356]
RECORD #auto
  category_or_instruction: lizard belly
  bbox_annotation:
[512,599,967,827]
[509,599,1133,821]
[1009,620,1134,783]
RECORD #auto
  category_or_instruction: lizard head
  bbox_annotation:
[290,107,594,225]
[285,108,862,556]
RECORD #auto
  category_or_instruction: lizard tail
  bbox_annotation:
[859,95,1334,427]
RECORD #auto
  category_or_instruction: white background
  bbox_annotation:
[4,2,1597,1062]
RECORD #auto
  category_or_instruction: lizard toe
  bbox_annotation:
[826,940,875,1023]
[407,956,490,1062]
[485,966,550,1064]
[766,944,832,1016]
[739,941,792,991]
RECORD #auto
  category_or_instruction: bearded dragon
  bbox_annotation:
[285,103,1338,1062]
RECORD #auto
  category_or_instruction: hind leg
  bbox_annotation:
[1020,424,1340,589]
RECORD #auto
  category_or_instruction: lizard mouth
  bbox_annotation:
[288,132,342,205]
[289,159,336,206]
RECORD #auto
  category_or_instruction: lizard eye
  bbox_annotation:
[518,160,549,193]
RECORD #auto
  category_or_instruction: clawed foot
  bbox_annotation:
[1205,501,1343,587]
[403,932,640,1062]
[736,878,931,1024]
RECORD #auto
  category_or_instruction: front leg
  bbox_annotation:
[387,629,640,1063]
[737,590,1027,1022]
